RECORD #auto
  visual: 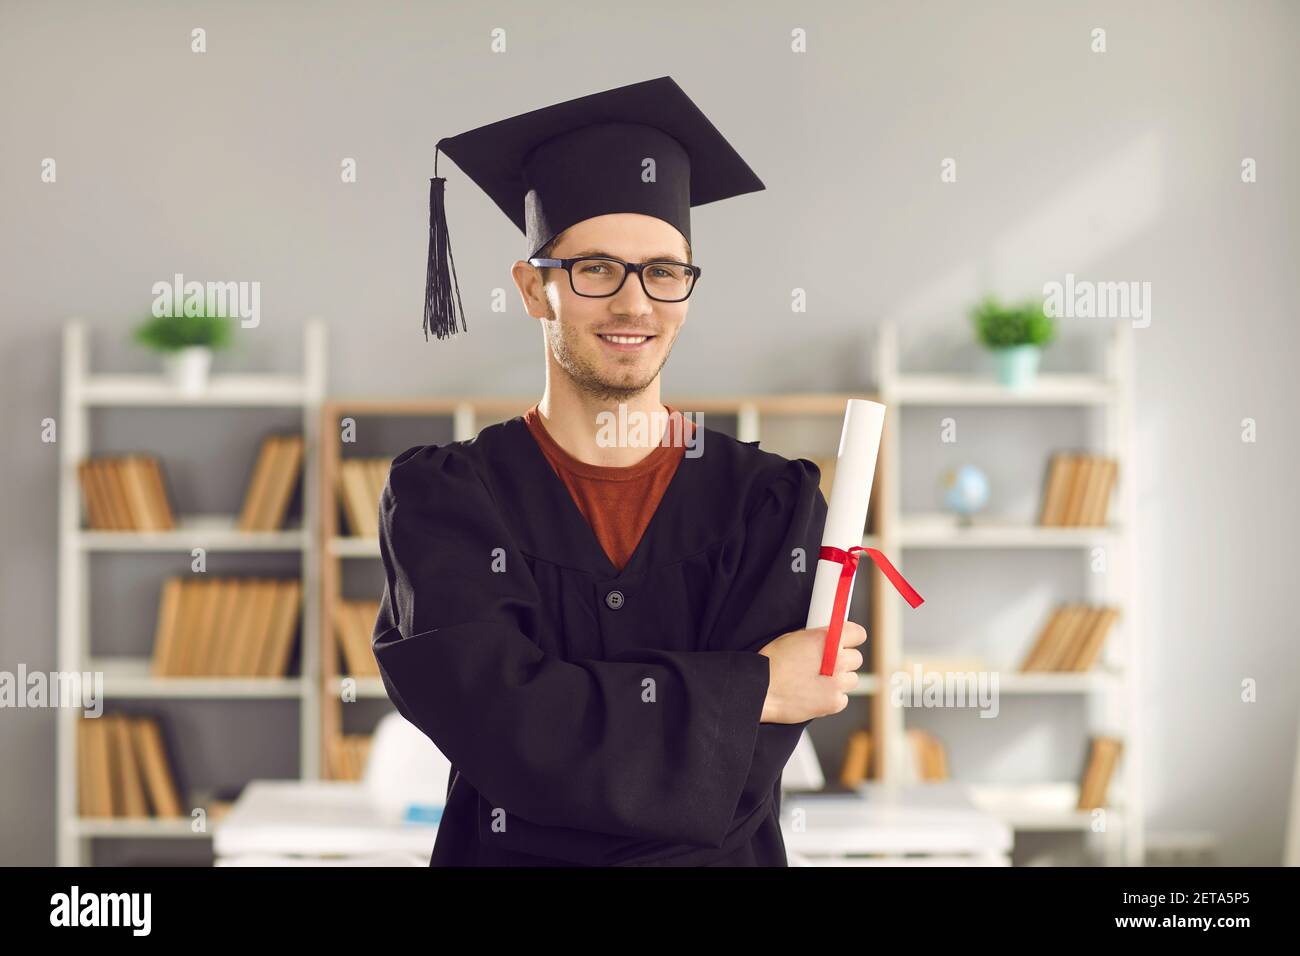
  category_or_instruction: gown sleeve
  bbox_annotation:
[371,443,825,863]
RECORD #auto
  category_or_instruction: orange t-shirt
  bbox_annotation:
[523,402,694,573]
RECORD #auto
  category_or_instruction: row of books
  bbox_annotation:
[77,714,183,818]
[151,576,302,677]
[77,434,303,533]
[236,434,305,532]
[840,728,1120,809]
[1038,452,1118,526]
[334,598,381,677]
[338,457,390,538]
[78,456,175,531]
[328,733,373,781]
[1018,603,1119,672]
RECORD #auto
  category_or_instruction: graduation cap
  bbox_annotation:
[423,75,766,341]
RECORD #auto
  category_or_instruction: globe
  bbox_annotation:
[941,464,990,520]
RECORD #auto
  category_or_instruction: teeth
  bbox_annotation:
[601,335,648,344]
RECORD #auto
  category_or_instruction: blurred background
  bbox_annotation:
[1,0,1297,867]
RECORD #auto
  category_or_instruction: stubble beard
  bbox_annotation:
[544,305,673,403]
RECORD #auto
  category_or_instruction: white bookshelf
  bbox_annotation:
[56,319,326,866]
[874,320,1143,865]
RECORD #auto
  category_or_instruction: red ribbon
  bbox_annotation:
[818,545,924,676]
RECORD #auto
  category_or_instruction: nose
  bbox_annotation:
[608,267,655,317]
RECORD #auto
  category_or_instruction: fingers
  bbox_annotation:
[836,645,864,674]
[839,621,868,647]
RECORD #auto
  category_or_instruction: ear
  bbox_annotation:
[511,260,550,319]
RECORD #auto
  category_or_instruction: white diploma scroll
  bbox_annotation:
[805,399,886,663]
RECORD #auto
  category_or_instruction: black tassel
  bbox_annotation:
[423,148,467,341]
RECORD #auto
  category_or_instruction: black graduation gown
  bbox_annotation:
[371,415,827,866]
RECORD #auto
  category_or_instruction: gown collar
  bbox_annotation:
[485,415,708,583]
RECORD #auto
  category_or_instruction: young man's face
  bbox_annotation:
[513,213,691,402]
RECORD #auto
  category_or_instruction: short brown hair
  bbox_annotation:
[531,230,692,263]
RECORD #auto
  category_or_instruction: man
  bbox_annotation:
[372,76,865,866]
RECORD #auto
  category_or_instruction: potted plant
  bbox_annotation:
[132,310,233,394]
[970,295,1056,389]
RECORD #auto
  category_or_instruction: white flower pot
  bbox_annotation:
[991,344,1042,389]
[162,346,213,394]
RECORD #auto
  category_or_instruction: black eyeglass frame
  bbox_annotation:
[528,256,703,302]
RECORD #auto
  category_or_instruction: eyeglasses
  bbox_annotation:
[528,256,702,302]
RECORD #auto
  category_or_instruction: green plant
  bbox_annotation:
[133,311,233,353]
[970,295,1056,349]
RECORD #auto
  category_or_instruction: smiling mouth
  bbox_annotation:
[597,333,655,350]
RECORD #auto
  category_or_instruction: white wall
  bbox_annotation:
[1,0,1296,864]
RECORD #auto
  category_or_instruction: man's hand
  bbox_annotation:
[757,622,866,724]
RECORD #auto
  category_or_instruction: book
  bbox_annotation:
[838,729,872,786]
[77,461,106,530]
[339,458,385,537]
[199,578,239,676]
[78,716,113,817]
[131,717,184,817]
[103,459,134,531]
[257,580,302,677]
[334,598,382,677]
[229,578,275,676]
[76,716,95,817]
[1034,606,1086,671]
[1038,453,1072,526]
[1086,457,1118,525]
[260,435,304,532]
[237,435,303,532]
[1063,606,1120,671]
[1078,735,1123,809]
[327,733,374,781]
[177,578,214,676]
[822,457,837,506]
[904,728,949,782]
[120,457,155,531]
[212,578,248,677]
[111,715,150,818]
[367,459,388,523]
[1019,603,1066,670]
[143,456,176,530]
[1060,453,1093,525]
[237,436,276,531]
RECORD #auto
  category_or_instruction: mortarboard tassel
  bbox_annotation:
[423,146,467,340]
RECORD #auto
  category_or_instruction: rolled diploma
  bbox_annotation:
[804,399,885,662]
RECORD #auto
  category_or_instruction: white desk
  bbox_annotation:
[215,779,1011,867]
[213,780,438,866]
[780,781,1013,865]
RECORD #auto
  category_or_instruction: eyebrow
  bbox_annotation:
[564,248,691,263]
